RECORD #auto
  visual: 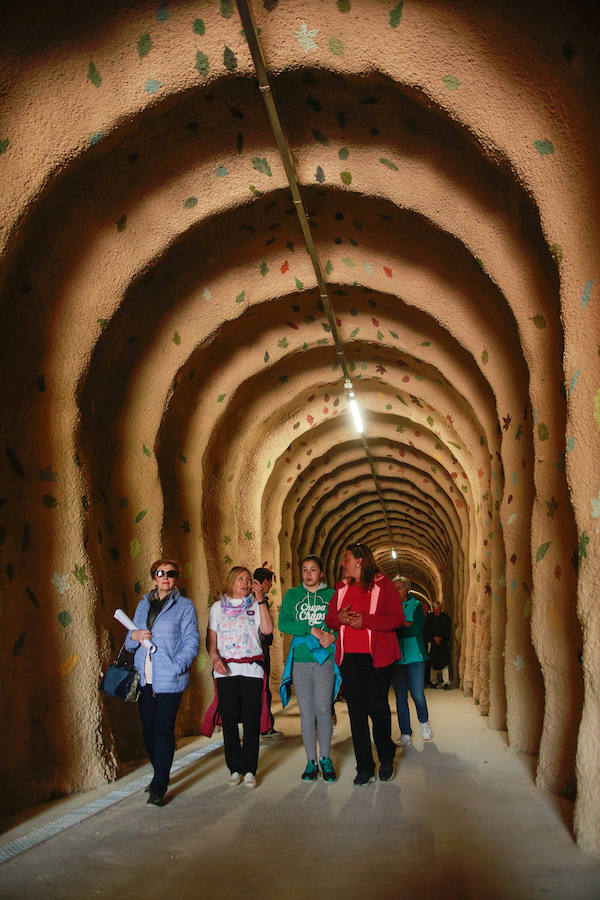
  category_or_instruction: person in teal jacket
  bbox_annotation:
[391,577,433,745]
[278,555,337,782]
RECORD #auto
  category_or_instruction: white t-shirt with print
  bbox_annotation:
[209,598,264,679]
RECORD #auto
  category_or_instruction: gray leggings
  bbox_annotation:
[293,658,335,761]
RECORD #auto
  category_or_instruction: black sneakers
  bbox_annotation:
[353,772,375,786]
[379,760,394,782]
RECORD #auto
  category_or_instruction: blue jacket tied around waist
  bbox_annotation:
[279,634,341,708]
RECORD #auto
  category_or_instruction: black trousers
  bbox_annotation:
[260,639,275,732]
[138,686,182,795]
[216,675,263,775]
[340,654,396,777]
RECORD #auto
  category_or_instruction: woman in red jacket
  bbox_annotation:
[325,542,405,785]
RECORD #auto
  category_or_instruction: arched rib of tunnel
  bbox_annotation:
[0,0,597,855]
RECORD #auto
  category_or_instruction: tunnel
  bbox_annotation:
[0,0,599,868]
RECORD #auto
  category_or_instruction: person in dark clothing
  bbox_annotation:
[325,542,404,785]
[126,558,200,806]
[424,602,452,689]
[254,567,283,738]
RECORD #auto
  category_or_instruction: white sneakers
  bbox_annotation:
[227,771,257,787]
[421,721,433,741]
[397,734,412,746]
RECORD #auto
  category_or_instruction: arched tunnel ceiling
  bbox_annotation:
[1,0,599,854]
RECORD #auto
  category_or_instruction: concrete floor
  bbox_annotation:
[1,690,599,899]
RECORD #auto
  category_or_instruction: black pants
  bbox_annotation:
[340,654,396,777]
[260,640,275,732]
[138,686,182,795]
[216,675,263,775]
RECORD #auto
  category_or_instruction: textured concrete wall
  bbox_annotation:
[0,0,598,854]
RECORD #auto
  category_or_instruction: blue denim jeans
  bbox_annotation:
[391,661,429,735]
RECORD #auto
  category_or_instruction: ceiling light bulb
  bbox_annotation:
[349,397,363,433]
[391,549,397,559]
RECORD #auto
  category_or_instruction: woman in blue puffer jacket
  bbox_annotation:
[125,558,199,806]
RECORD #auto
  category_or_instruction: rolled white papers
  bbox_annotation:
[114,608,156,652]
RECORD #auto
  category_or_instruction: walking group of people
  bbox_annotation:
[124,545,452,806]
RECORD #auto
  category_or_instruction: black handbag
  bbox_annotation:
[100,642,142,703]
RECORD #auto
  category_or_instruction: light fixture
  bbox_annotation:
[344,378,364,434]
[391,549,397,559]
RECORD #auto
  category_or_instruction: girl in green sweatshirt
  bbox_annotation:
[278,556,336,782]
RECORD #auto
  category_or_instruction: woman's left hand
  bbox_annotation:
[252,579,264,600]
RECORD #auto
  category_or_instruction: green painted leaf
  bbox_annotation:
[217,394,227,403]
[340,171,352,185]
[278,337,289,349]
[42,494,58,508]
[594,388,600,432]
[531,314,546,329]
[390,2,404,27]
[579,531,590,560]
[389,330,398,339]
[325,260,333,275]
[295,277,304,290]
[224,46,237,71]
[421,340,431,346]
[142,444,151,457]
[338,147,349,160]
[184,196,198,209]
[581,277,594,309]
[236,290,245,303]
[264,351,269,363]
[179,453,187,463]
[534,139,554,156]
[220,0,234,17]
[137,33,152,58]
[426,416,434,426]
[130,538,140,559]
[134,509,147,524]
[116,215,127,232]
[13,632,26,657]
[87,62,102,87]
[311,129,329,146]
[538,422,549,441]
[380,157,398,171]
[260,261,268,276]
[134,579,142,594]
[481,348,489,365]
[73,564,87,585]
[350,327,359,338]
[329,37,344,55]
[442,75,460,91]
[195,50,209,77]
[252,157,272,176]
[173,332,181,345]
[58,610,72,627]
[26,587,39,608]
[0,138,9,155]
[337,0,351,10]
[193,18,205,34]
[536,542,551,562]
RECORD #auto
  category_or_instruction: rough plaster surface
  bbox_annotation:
[0,0,598,855]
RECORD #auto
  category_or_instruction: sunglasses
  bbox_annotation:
[155,569,178,578]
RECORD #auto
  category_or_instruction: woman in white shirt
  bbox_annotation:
[206,566,273,787]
